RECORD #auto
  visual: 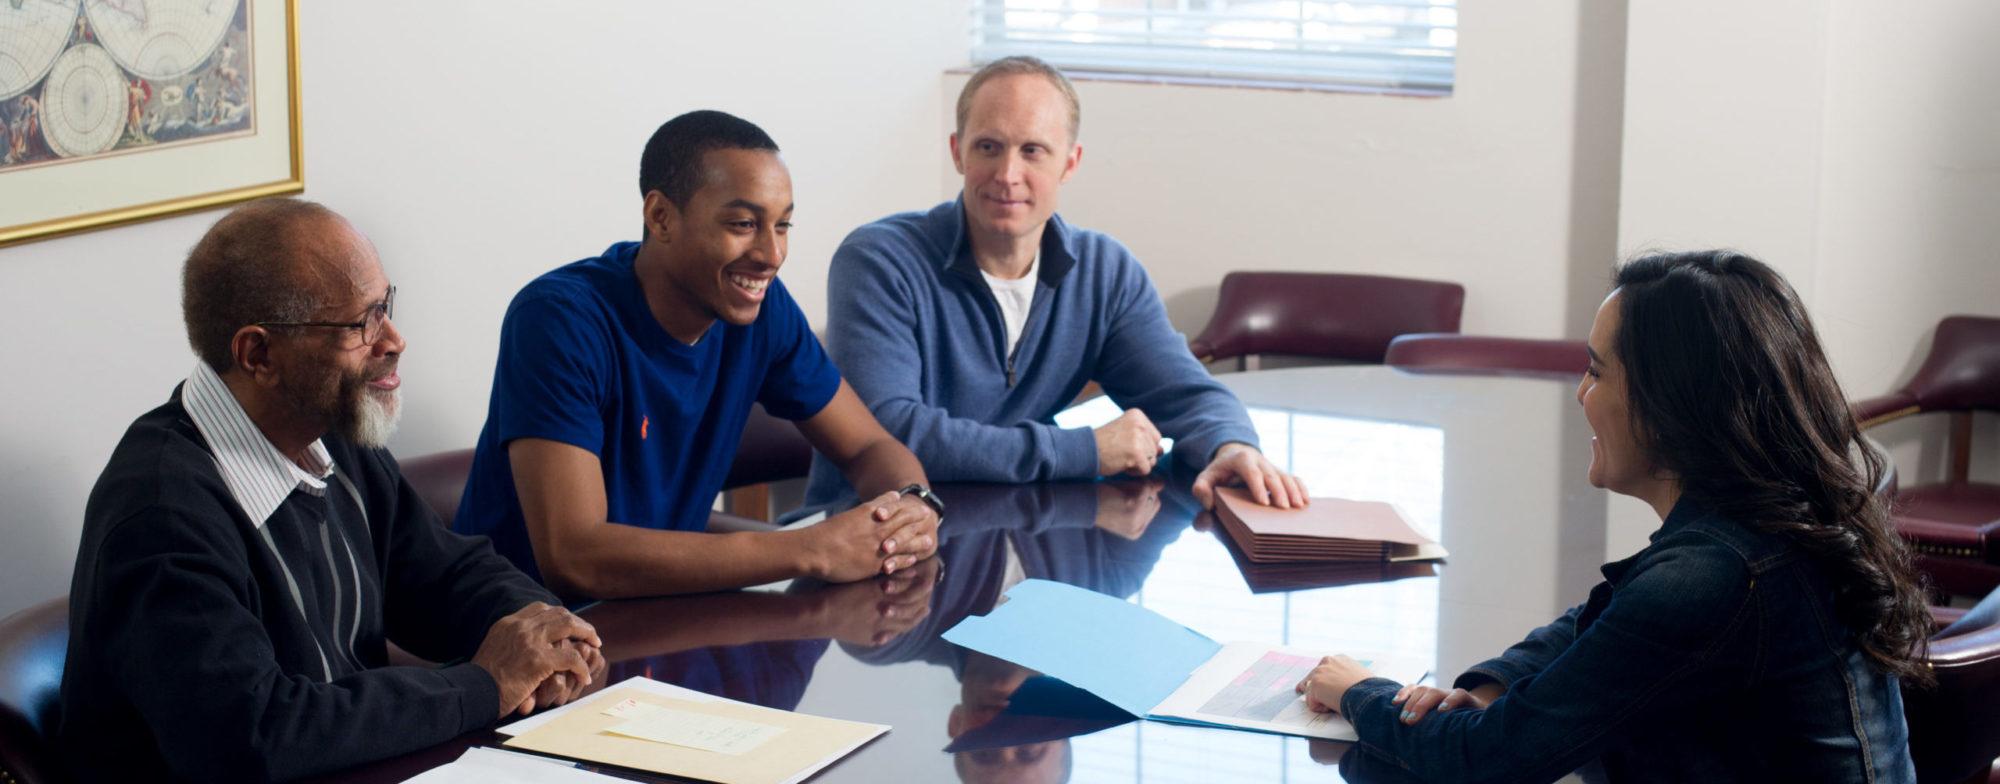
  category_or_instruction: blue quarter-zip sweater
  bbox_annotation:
[804,197,1259,506]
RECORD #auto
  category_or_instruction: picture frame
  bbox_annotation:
[0,0,302,247]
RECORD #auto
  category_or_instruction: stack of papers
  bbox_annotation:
[493,677,887,784]
[1215,487,1447,564]
[942,579,1426,741]
[1214,526,1438,594]
[400,747,623,783]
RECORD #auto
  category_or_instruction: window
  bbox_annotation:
[970,0,1458,95]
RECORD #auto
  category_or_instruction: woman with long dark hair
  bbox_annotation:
[1299,251,1929,782]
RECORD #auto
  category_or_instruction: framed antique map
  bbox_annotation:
[0,0,300,247]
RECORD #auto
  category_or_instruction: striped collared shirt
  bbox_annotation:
[182,361,336,528]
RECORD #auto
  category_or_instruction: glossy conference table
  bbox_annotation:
[329,366,1625,783]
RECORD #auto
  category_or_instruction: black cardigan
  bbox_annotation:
[58,390,557,782]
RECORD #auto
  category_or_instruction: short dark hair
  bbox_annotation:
[1611,250,1931,686]
[637,110,780,208]
[181,198,344,372]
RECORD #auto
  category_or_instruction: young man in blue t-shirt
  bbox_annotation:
[455,111,942,600]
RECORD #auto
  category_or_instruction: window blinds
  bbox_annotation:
[971,0,1458,95]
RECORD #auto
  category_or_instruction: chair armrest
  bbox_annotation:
[1895,516,2000,560]
[1187,336,1215,363]
[1933,606,1970,633]
[1854,392,1920,429]
[1929,621,2000,667]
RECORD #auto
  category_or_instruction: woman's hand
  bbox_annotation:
[1295,655,1376,713]
[1391,682,1504,724]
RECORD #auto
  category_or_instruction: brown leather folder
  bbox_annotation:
[1209,521,1439,593]
[1214,487,1447,564]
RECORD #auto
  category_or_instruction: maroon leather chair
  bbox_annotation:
[1384,333,1588,380]
[1854,316,2000,599]
[398,448,476,529]
[1909,588,2000,784]
[1189,272,1465,369]
[720,403,816,521]
[399,404,813,529]
[0,597,69,784]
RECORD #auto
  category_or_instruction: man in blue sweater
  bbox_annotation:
[805,56,1304,511]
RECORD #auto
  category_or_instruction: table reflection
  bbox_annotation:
[331,368,1606,783]
[834,460,1451,783]
[843,475,1199,783]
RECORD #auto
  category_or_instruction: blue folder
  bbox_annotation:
[942,579,1222,718]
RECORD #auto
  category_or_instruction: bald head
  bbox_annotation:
[956,56,1080,143]
[182,198,371,373]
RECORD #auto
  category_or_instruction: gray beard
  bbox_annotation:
[342,386,402,448]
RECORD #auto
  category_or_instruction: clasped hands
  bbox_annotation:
[804,555,941,647]
[472,602,606,719]
[1295,655,1496,726]
[1095,477,1165,539]
[809,488,941,583]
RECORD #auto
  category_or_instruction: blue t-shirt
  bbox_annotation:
[453,242,841,583]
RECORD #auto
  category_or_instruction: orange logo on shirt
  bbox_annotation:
[640,415,649,440]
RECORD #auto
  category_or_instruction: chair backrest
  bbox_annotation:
[399,448,476,528]
[1904,315,2000,415]
[1384,333,1587,379]
[0,597,70,784]
[1854,314,2000,491]
[1189,272,1465,365]
[1907,586,2000,784]
[724,403,815,490]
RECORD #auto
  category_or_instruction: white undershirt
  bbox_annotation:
[999,535,1029,597]
[980,252,1039,357]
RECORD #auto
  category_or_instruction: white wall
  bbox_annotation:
[1618,0,2000,489]
[1618,0,1833,294]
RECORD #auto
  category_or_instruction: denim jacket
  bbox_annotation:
[1339,498,1916,783]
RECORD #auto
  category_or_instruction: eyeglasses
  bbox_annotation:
[257,286,396,345]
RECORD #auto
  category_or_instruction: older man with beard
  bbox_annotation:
[59,199,605,783]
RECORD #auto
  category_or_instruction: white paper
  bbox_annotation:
[498,677,721,737]
[1393,540,1451,563]
[397,746,621,783]
[1149,642,1428,741]
[602,704,787,755]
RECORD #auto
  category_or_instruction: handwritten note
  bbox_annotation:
[602,698,659,720]
[601,703,786,755]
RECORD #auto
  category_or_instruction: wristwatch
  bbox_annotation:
[897,483,946,521]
